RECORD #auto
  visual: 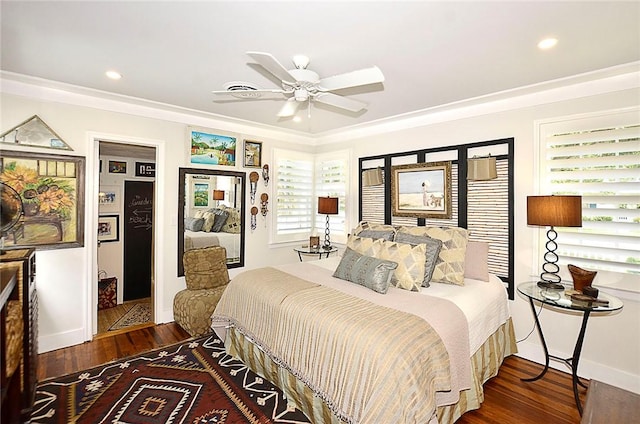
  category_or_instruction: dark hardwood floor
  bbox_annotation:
[37,323,584,423]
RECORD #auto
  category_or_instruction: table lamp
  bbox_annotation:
[213,190,224,206]
[527,195,582,287]
[318,196,339,250]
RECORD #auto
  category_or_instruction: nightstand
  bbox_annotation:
[293,246,338,261]
[517,282,623,415]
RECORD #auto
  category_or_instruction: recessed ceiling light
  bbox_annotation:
[538,38,558,50]
[105,70,122,80]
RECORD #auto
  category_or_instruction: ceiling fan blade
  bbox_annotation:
[211,88,287,100]
[247,51,298,84]
[277,98,301,117]
[314,92,368,112]
[317,66,385,91]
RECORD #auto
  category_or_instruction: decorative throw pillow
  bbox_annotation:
[394,232,443,287]
[184,216,205,232]
[396,226,469,286]
[352,221,397,240]
[333,247,398,294]
[464,241,490,282]
[201,212,216,232]
[210,209,229,233]
[193,210,205,219]
[220,206,241,233]
[347,235,427,292]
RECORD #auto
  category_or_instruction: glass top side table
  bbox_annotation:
[517,282,623,416]
[293,246,338,261]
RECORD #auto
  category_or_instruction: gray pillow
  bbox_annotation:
[333,247,398,294]
[210,209,229,232]
[394,232,443,287]
[184,217,205,232]
[357,229,395,241]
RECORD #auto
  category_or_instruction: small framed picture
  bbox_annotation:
[108,160,127,174]
[99,185,120,213]
[135,161,156,177]
[98,215,119,242]
[243,140,262,168]
[391,161,452,219]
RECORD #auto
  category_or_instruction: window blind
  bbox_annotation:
[542,111,640,275]
[273,150,314,243]
[315,154,348,238]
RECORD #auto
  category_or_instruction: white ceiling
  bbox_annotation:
[2,1,639,136]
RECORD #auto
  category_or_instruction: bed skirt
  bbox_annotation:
[225,317,517,424]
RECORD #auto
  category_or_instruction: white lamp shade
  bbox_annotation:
[467,156,497,180]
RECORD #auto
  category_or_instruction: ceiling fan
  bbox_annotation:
[212,52,385,118]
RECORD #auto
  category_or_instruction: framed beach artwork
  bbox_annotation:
[193,182,209,207]
[391,161,452,219]
[0,150,85,249]
[189,128,236,167]
[243,140,262,168]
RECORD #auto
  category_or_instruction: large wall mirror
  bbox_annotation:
[178,167,245,276]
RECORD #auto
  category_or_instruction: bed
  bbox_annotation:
[211,224,516,424]
[184,230,240,261]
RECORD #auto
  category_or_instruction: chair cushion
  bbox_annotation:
[183,246,230,290]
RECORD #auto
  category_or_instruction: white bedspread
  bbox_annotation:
[184,230,240,259]
[310,256,511,355]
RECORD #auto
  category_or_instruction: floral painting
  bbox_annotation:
[0,150,85,249]
[189,129,236,166]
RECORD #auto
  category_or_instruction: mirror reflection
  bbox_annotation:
[178,168,245,276]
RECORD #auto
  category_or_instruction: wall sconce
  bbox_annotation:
[318,196,339,250]
[527,195,582,287]
[362,168,383,186]
[467,155,497,181]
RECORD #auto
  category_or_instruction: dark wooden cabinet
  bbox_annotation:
[0,248,37,421]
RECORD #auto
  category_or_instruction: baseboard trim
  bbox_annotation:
[39,328,86,354]
[516,341,640,395]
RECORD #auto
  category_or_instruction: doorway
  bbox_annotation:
[96,141,156,336]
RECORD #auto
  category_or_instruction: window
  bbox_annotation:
[272,149,314,243]
[272,149,349,245]
[315,151,349,243]
[539,108,640,276]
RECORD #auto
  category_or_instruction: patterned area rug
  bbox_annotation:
[31,334,311,424]
[108,302,151,331]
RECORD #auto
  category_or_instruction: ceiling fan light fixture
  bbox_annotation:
[294,88,309,101]
[292,54,310,69]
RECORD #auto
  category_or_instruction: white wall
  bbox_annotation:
[1,71,638,394]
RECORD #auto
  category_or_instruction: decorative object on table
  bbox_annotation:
[390,161,452,219]
[527,195,582,287]
[582,285,599,298]
[467,155,497,181]
[310,235,320,249]
[189,128,237,167]
[568,264,597,292]
[0,150,85,249]
[243,140,262,168]
[0,182,24,253]
[262,164,269,186]
[318,196,339,250]
[260,193,269,225]
[250,206,258,231]
[212,189,224,207]
[249,171,259,204]
[362,167,383,186]
[0,115,72,150]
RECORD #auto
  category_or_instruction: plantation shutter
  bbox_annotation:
[273,149,314,243]
[315,153,348,239]
[541,110,640,275]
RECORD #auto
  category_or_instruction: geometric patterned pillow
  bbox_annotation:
[220,206,241,233]
[352,221,397,239]
[393,232,443,287]
[201,212,216,232]
[347,235,427,292]
[396,226,469,286]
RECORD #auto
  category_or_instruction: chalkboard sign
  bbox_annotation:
[123,180,153,301]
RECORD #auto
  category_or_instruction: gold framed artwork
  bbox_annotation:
[0,150,85,249]
[391,161,452,219]
[243,140,262,168]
